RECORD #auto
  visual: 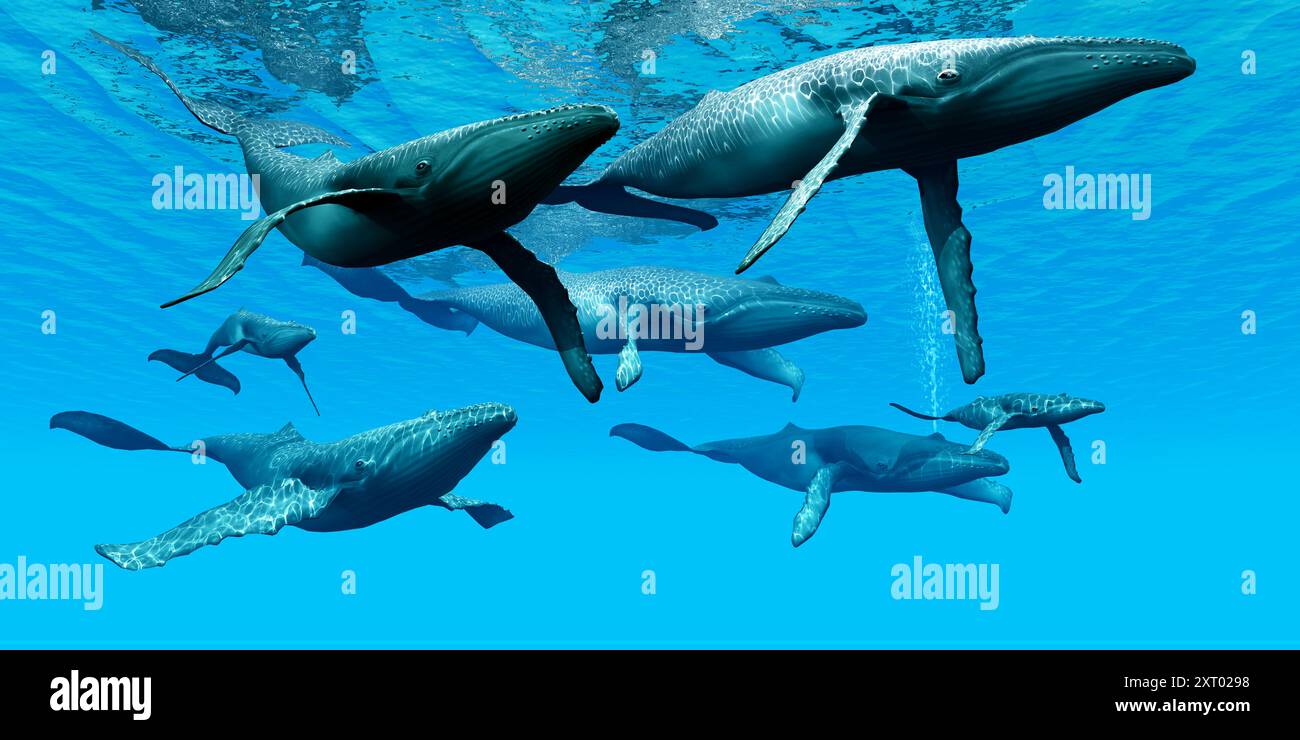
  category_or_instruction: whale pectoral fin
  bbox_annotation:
[966,413,1012,454]
[938,479,1013,514]
[707,349,805,402]
[438,494,514,529]
[737,94,879,273]
[792,464,841,547]
[615,304,643,392]
[468,232,602,403]
[1047,424,1083,483]
[160,188,408,309]
[149,349,241,394]
[906,161,984,383]
[283,355,321,416]
[176,340,246,382]
[95,479,338,571]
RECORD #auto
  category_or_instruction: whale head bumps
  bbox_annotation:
[248,312,318,358]
[884,36,1195,159]
[1012,393,1106,426]
[338,403,518,497]
[342,105,620,244]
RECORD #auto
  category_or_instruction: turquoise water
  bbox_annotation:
[1,0,1296,647]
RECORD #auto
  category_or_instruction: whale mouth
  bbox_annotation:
[899,447,1010,488]
[704,292,866,348]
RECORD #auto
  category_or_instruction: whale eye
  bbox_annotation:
[415,160,431,175]
[1031,406,1039,413]
[937,68,960,83]
[353,459,368,472]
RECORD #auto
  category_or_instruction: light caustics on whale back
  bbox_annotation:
[149,309,322,415]
[299,256,864,399]
[557,35,1194,387]
[890,392,1106,483]
[600,36,1195,193]
[48,405,518,570]
[91,30,620,404]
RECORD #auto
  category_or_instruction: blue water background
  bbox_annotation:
[0,0,1296,646]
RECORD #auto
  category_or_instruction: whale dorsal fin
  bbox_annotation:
[755,275,781,285]
[275,422,305,442]
[928,432,946,440]
[311,151,339,165]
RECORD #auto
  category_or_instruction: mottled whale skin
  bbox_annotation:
[303,257,865,400]
[49,405,516,570]
[149,309,321,413]
[611,421,1012,547]
[892,392,1105,482]
[93,31,618,402]
[555,36,1195,384]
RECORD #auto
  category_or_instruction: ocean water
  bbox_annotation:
[0,0,1296,647]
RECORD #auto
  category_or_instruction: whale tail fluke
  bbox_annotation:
[148,349,241,395]
[611,423,738,463]
[890,402,945,421]
[609,423,693,453]
[396,296,480,335]
[50,411,188,453]
[543,184,718,231]
[300,254,480,335]
[91,30,348,149]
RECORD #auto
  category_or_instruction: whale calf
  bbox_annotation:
[891,393,1105,482]
[611,421,1012,547]
[94,31,619,402]
[150,309,321,414]
[550,36,1195,383]
[50,405,516,570]
[303,257,865,400]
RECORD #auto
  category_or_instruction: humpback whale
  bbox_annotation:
[549,36,1195,383]
[891,393,1105,482]
[93,31,619,403]
[303,257,866,400]
[611,421,1012,547]
[97,0,373,101]
[49,405,516,570]
[148,309,321,414]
